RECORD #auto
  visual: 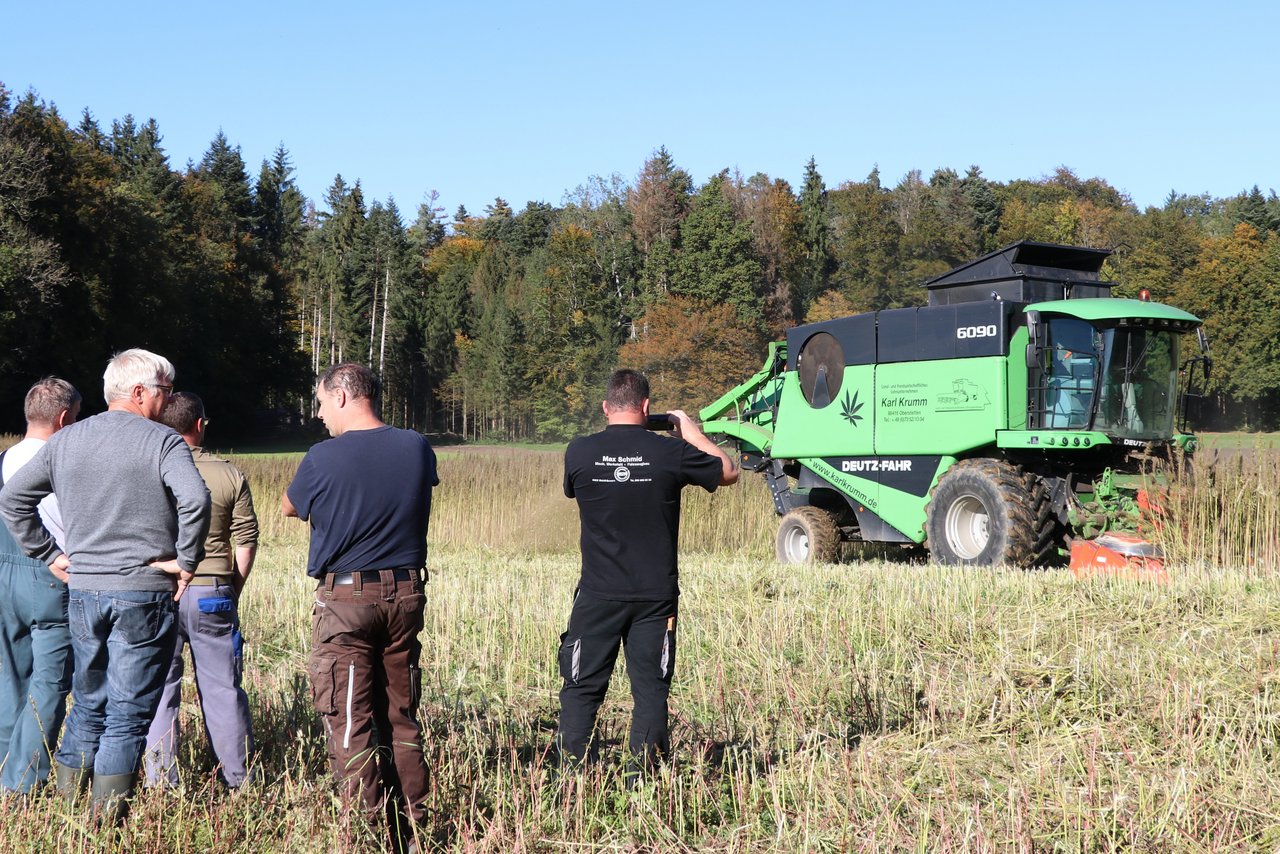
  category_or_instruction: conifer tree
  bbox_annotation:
[194,130,256,237]
[796,156,834,319]
[672,171,766,329]
[829,167,907,311]
[630,148,692,313]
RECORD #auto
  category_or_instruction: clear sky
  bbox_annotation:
[4,0,1276,221]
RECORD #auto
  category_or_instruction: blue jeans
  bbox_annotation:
[55,589,177,777]
[0,554,73,792]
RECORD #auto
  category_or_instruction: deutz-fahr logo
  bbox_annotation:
[841,390,864,427]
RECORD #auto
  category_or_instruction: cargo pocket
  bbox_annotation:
[558,633,582,684]
[196,594,235,637]
[308,653,338,715]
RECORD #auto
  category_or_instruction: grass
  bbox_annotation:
[1149,447,1280,571]
[1197,431,1280,451]
[0,443,1278,850]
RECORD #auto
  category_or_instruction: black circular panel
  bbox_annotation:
[797,332,844,408]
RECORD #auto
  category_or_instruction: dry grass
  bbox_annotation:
[242,444,779,557]
[0,442,1277,851]
[1151,447,1280,572]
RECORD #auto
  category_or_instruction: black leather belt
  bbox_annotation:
[328,568,416,586]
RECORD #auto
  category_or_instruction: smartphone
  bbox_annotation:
[645,413,674,431]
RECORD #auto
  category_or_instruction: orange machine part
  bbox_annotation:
[1069,533,1167,583]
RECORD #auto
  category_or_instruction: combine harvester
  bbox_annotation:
[700,241,1211,575]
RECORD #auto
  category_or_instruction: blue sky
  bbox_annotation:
[4,1,1276,220]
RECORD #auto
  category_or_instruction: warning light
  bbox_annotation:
[1139,289,1151,301]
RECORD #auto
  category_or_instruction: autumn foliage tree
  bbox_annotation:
[618,296,764,411]
[1173,223,1280,428]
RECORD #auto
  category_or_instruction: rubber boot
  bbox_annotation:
[90,772,136,826]
[54,762,92,802]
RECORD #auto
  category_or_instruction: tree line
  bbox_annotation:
[2,85,1278,440]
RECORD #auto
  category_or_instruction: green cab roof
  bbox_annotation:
[1026,297,1200,325]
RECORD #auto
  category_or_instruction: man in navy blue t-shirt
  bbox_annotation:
[555,369,737,774]
[283,363,436,853]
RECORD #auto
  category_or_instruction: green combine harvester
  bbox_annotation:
[699,241,1211,565]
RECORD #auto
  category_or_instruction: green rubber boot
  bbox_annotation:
[90,772,136,826]
[54,762,92,802]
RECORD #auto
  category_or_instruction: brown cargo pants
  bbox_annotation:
[308,570,428,845]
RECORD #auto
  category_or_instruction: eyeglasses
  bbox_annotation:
[147,382,174,395]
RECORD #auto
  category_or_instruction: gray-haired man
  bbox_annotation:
[0,349,210,821]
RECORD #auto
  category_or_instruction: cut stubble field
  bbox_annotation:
[2,444,1279,851]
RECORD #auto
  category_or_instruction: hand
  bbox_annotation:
[49,554,71,584]
[149,559,194,601]
[668,408,739,486]
[173,572,194,602]
[667,409,701,441]
[149,559,183,576]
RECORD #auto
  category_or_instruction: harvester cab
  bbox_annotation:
[700,240,1210,568]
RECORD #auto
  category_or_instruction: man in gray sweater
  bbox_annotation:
[0,349,210,822]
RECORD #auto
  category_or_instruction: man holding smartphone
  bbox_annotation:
[554,368,737,777]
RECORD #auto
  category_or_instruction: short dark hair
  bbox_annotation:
[159,391,205,435]
[24,377,80,425]
[606,369,649,412]
[320,362,382,405]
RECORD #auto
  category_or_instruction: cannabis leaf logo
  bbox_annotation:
[841,389,864,427]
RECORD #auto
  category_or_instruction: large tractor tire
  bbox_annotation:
[775,507,841,565]
[925,459,1054,567]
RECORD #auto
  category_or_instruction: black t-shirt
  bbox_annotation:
[564,424,723,600]
[286,425,439,579]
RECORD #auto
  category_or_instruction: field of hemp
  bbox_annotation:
[0,442,1277,851]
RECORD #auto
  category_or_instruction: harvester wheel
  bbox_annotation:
[925,459,1052,567]
[775,507,841,565]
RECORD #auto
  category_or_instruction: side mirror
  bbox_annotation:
[1024,310,1041,369]
[1194,328,1211,382]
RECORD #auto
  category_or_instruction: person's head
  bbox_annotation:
[159,392,206,444]
[103,348,175,420]
[23,377,81,435]
[603,369,649,423]
[315,363,382,436]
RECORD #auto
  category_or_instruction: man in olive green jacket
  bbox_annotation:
[143,392,258,788]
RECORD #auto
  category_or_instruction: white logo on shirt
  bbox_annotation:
[590,454,652,484]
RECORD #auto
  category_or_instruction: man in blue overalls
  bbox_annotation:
[0,377,80,794]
